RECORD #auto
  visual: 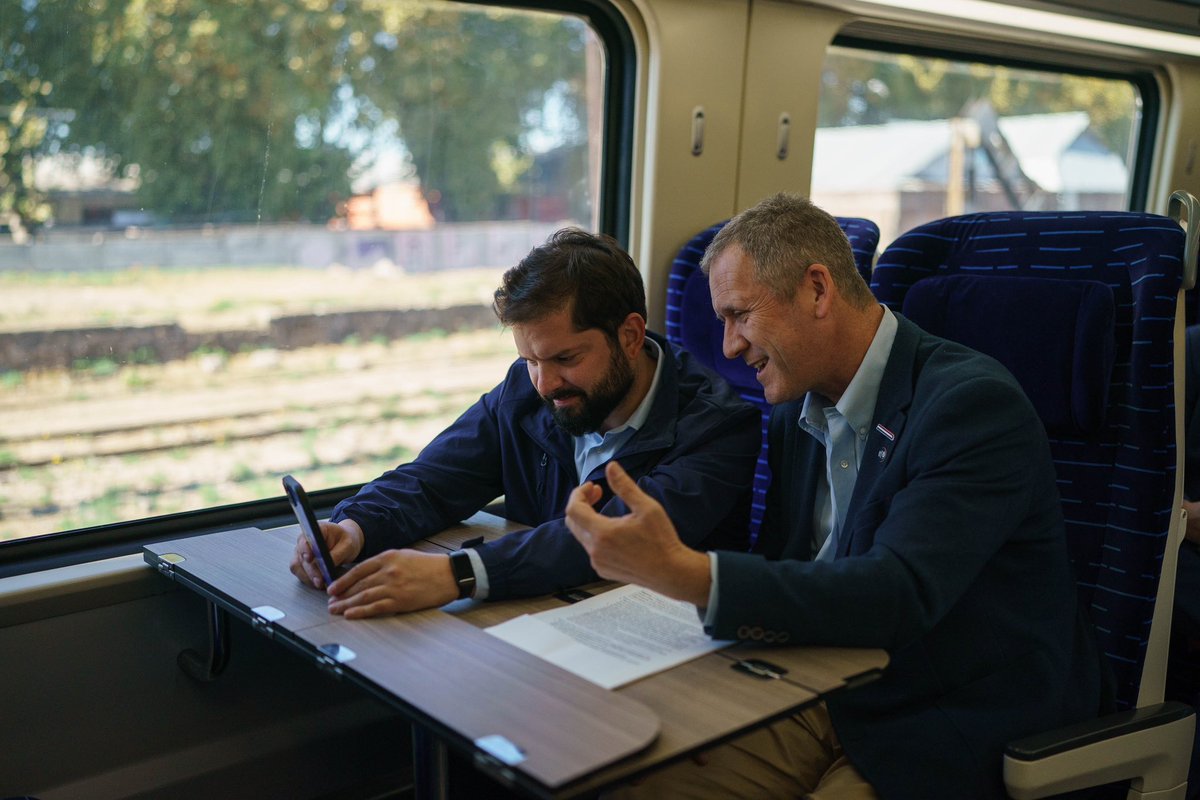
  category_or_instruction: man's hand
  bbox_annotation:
[290,518,365,589]
[326,549,459,618]
[565,460,712,607]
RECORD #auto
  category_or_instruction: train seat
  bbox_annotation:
[665,216,880,545]
[873,204,1198,799]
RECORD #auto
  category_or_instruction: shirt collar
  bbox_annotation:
[799,306,898,438]
[578,337,664,445]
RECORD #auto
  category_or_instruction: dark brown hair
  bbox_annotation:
[493,227,647,341]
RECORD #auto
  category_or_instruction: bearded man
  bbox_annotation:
[291,228,760,616]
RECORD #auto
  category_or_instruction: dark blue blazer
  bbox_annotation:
[710,316,1103,799]
[332,331,760,599]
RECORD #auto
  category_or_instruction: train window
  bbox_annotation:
[0,2,617,547]
[813,45,1145,248]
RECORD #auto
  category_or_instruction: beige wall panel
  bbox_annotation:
[1158,62,1200,212]
[632,0,749,330]
[737,2,851,212]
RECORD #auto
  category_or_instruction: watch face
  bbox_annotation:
[449,551,476,598]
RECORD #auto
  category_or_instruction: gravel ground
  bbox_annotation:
[3,324,519,542]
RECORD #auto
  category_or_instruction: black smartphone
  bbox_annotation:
[282,474,341,585]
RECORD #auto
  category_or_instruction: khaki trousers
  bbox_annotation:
[604,702,878,800]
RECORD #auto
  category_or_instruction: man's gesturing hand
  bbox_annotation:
[565,460,711,607]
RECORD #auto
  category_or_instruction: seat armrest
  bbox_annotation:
[1003,702,1194,799]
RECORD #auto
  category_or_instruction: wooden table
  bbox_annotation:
[144,513,887,799]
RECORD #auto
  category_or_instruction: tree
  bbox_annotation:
[330,1,591,221]
[819,48,1139,157]
[1,0,591,227]
[0,0,73,239]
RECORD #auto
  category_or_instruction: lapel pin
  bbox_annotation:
[875,424,894,462]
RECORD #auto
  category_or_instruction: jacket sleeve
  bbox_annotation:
[709,372,1056,649]
[476,398,761,599]
[330,386,508,558]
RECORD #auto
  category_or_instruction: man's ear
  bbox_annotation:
[617,312,647,357]
[806,263,835,319]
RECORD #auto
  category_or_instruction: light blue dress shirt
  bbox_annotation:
[704,307,898,620]
[465,339,665,599]
[574,338,664,483]
[798,308,899,559]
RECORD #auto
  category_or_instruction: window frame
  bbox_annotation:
[0,0,636,578]
[828,31,1162,213]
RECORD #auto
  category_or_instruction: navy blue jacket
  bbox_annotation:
[711,316,1102,799]
[331,331,760,599]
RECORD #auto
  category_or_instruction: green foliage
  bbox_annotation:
[350,2,591,220]
[0,0,55,238]
[72,356,121,377]
[230,462,255,482]
[131,346,158,364]
[125,369,152,390]
[2,0,592,226]
[408,327,447,342]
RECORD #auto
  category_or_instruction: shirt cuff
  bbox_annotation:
[463,547,490,600]
[701,551,720,627]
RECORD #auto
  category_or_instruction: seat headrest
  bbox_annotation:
[679,270,760,394]
[902,274,1115,435]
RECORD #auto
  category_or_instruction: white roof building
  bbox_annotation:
[811,111,1130,249]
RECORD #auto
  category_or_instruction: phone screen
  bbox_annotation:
[282,474,338,585]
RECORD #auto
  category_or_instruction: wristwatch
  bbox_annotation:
[448,550,477,599]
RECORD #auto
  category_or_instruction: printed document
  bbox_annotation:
[485,584,731,689]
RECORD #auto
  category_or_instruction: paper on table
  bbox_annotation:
[485,584,732,689]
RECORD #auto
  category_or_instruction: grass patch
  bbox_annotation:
[72,357,121,377]
[230,463,256,483]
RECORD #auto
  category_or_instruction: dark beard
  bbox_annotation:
[542,346,636,437]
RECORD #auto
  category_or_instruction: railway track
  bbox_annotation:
[1,329,517,540]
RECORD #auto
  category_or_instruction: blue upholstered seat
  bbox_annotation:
[874,209,1194,798]
[665,216,880,545]
[901,274,1115,437]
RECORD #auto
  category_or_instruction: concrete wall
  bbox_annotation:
[0,220,568,272]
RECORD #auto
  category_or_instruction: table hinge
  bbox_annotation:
[315,653,344,678]
[314,643,356,678]
[249,605,285,639]
[250,615,275,639]
[153,552,185,578]
[472,752,517,785]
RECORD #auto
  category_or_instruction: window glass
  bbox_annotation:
[813,46,1143,250]
[1,1,607,543]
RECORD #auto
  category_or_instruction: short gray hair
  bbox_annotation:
[700,193,874,308]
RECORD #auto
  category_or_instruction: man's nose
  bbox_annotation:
[534,365,563,397]
[722,320,747,360]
